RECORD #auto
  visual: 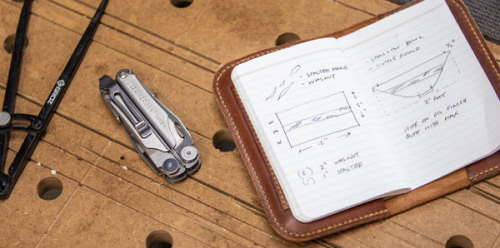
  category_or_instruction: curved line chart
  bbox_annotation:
[372,51,451,98]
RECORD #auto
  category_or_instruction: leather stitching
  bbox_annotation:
[450,0,500,183]
[469,165,499,182]
[215,50,388,239]
[228,86,289,208]
[213,0,498,239]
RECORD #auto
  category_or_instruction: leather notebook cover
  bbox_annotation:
[213,0,500,242]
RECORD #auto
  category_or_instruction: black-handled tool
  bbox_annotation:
[0,0,108,199]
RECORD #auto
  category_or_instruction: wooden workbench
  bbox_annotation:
[0,0,499,247]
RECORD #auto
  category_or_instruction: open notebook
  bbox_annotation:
[230,0,500,223]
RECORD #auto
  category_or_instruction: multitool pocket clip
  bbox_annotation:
[99,69,200,183]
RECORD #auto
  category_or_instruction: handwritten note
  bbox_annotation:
[231,0,500,222]
[233,38,408,222]
[338,0,500,188]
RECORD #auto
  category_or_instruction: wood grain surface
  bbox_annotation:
[0,0,498,247]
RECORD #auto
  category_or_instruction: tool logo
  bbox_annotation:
[47,80,65,105]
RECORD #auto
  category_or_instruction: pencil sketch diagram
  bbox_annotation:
[372,51,456,98]
[275,91,360,148]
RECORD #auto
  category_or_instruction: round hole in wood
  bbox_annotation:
[212,129,236,152]
[170,0,193,8]
[445,235,474,248]
[3,34,29,54]
[275,32,300,46]
[146,230,173,248]
[37,177,63,201]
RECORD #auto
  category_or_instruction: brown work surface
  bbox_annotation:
[0,0,498,247]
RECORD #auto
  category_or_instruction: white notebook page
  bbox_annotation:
[232,39,408,222]
[339,0,500,189]
[232,0,500,222]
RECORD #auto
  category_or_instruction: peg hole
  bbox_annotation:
[37,177,63,201]
[3,34,29,54]
[445,235,473,248]
[275,32,300,46]
[212,129,236,152]
[146,230,173,248]
[170,0,193,8]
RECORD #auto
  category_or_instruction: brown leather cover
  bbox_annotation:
[213,0,500,242]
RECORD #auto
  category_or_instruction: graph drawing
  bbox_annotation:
[372,51,452,98]
[276,91,359,148]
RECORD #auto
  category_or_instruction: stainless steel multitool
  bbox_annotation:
[99,69,200,183]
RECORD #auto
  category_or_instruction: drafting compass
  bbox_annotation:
[0,0,108,199]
